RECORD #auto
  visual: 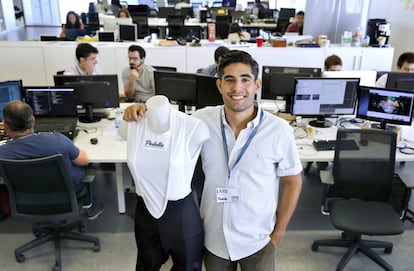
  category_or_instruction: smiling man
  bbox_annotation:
[122,45,155,103]
[64,43,102,75]
[122,50,303,271]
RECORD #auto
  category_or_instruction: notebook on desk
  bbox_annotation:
[25,87,78,140]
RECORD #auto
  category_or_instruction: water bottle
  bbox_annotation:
[114,108,123,140]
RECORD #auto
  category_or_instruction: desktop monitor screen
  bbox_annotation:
[261,66,322,112]
[0,80,23,120]
[196,75,223,109]
[222,0,237,8]
[24,87,77,117]
[385,72,414,91]
[154,70,197,112]
[357,85,414,129]
[323,70,377,87]
[119,24,137,41]
[292,77,360,127]
[54,75,120,122]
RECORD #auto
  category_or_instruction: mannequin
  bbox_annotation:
[126,95,209,271]
[145,95,170,134]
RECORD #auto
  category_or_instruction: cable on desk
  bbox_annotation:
[337,117,365,128]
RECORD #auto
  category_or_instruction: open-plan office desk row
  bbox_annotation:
[74,105,414,214]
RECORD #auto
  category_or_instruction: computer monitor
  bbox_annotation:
[385,72,414,91]
[24,87,77,117]
[323,70,377,87]
[0,80,23,120]
[222,0,237,8]
[102,17,133,41]
[196,75,223,109]
[261,66,322,113]
[154,70,197,112]
[357,85,414,130]
[53,75,120,123]
[119,24,137,41]
[292,77,360,127]
[158,7,177,18]
[98,31,115,42]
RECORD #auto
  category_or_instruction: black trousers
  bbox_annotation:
[135,192,204,271]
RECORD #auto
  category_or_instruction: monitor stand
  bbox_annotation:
[78,104,102,123]
[308,116,333,128]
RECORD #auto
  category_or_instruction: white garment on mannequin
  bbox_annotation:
[126,95,210,218]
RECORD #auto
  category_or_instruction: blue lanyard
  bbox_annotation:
[221,108,264,180]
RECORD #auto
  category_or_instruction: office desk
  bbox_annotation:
[74,116,129,214]
[74,107,414,214]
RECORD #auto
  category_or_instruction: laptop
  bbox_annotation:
[24,87,78,140]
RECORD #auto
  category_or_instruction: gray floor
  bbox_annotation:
[0,26,62,41]
[0,162,413,271]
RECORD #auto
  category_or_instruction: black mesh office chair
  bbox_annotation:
[215,15,232,39]
[132,14,150,38]
[311,129,406,271]
[167,15,185,39]
[0,154,100,271]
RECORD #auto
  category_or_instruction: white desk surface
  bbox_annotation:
[75,105,414,213]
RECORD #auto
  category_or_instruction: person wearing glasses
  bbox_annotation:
[122,45,155,103]
[64,43,103,75]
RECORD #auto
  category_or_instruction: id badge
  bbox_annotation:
[216,187,240,203]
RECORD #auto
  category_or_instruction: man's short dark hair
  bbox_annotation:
[128,45,146,59]
[3,101,33,132]
[217,50,259,80]
[296,11,305,16]
[397,52,414,68]
[324,54,342,70]
[75,43,99,61]
[214,46,231,62]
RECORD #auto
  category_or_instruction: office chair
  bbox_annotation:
[167,15,185,39]
[311,129,407,271]
[0,154,100,271]
[215,15,232,39]
[132,14,150,39]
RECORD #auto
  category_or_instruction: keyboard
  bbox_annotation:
[313,140,337,151]
[313,139,359,151]
[34,118,77,140]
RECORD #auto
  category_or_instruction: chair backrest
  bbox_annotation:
[331,129,397,202]
[0,154,79,223]
[132,14,150,38]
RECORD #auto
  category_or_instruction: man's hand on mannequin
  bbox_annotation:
[123,103,147,122]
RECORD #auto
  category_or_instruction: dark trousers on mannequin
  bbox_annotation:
[135,192,204,271]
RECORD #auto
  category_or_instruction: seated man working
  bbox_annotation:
[0,101,103,220]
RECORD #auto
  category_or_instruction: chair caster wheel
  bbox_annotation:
[15,254,25,263]
[311,243,318,251]
[385,247,392,254]
[93,244,100,252]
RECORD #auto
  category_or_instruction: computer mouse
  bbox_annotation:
[90,137,98,145]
